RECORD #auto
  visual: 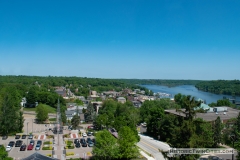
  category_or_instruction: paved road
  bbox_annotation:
[137,134,170,160]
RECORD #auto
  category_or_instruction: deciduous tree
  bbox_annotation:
[118,126,139,159]
[36,104,48,123]
[92,130,119,159]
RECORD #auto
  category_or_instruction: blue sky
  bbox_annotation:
[0,0,240,80]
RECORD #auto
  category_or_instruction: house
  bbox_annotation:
[117,97,126,104]
[103,91,121,98]
[132,100,142,108]
[55,87,67,97]
[65,110,84,121]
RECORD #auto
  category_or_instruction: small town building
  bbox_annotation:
[117,97,126,104]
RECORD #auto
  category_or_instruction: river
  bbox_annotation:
[142,85,240,104]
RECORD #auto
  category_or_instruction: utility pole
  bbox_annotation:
[32,119,33,133]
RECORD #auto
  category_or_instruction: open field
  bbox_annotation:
[23,104,57,113]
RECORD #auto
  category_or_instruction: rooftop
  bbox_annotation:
[165,106,240,122]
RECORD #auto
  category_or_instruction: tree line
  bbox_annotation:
[0,75,149,98]
[195,80,240,96]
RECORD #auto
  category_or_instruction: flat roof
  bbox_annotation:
[165,107,240,122]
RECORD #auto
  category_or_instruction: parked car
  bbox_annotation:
[88,141,94,147]
[28,134,33,139]
[87,125,94,129]
[22,135,26,139]
[92,138,96,144]
[8,141,15,147]
[27,144,33,150]
[15,135,21,139]
[82,133,87,137]
[74,139,79,144]
[37,140,42,145]
[20,144,26,151]
[5,146,12,152]
[35,144,41,150]
[15,140,23,147]
[80,138,86,144]
[87,138,92,143]
[81,141,87,147]
[87,132,92,136]
[75,142,81,148]
[30,140,35,146]
[141,122,147,127]
[2,135,8,140]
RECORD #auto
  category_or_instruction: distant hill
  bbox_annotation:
[117,79,203,87]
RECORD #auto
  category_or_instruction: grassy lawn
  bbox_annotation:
[23,104,57,113]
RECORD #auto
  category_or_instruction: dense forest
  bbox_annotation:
[195,80,240,96]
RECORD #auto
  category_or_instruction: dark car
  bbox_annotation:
[2,135,8,140]
[15,135,21,139]
[80,138,85,144]
[75,142,81,148]
[92,138,96,143]
[20,144,26,151]
[15,140,23,147]
[88,141,94,147]
[74,139,79,144]
[37,140,42,145]
[8,141,15,147]
[22,135,26,139]
[81,141,87,147]
[87,132,92,136]
[87,138,92,143]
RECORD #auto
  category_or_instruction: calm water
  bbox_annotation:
[142,85,240,104]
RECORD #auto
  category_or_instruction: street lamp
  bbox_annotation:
[27,122,29,145]
[157,118,161,140]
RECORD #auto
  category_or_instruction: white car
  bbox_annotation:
[82,133,87,137]
[6,146,12,152]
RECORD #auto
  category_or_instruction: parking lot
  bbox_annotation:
[0,114,95,160]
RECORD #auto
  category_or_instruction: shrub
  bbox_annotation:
[63,134,70,138]
[44,141,52,144]
[66,152,74,156]
[47,135,54,139]
[46,154,52,157]
[65,140,73,145]
[42,146,53,150]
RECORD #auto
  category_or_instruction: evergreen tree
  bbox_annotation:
[213,116,224,147]
[71,114,80,129]
[26,86,38,105]
[85,103,95,122]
